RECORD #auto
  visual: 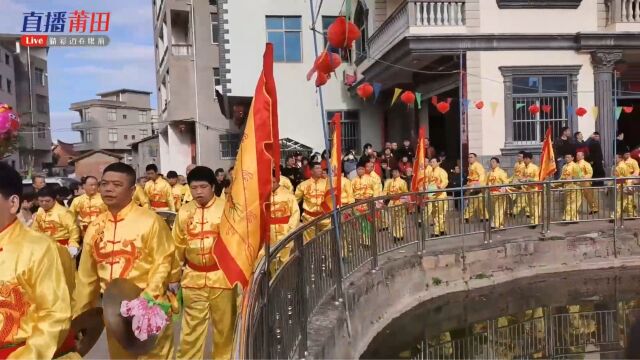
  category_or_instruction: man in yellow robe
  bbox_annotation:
[426,158,449,236]
[295,162,330,241]
[144,164,175,212]
[383,168,408,240]
[69,175,107,234]
[510,151,529,217]
[269,176,300,272]
[0,162,71,359]
[624,151,639,216]
[486,157,510,230]
[522,152,542,228]
[575,151,598,215]
[365,159,383,196]
[132,177,150,208]
[32,186,81,259]
[463,153,487,222]
[73,162,176,359]
[614,152,635,220]
[279,175,294,194]
[352,160,381,244]
[171,166,236,360]
[182,164,197,205]
[560,153,582,222]
[167,170,187,212]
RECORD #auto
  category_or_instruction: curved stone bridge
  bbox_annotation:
[235,178,640,359]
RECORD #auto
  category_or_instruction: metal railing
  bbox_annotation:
[171,43,192,56]
[415,309,625,359]
[235,176,640,359]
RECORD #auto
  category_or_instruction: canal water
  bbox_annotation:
[361,267,640,359]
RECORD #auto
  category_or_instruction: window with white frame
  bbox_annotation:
[219,133,240,159]
[107,109,116,121]
[266,16,302,63]
[37,122,46,139]
[501,66,579,149]
[86,130,92,142]
[108,128,118,142]
[34,67,45,86]
[139,110,147,122]
[326,110,360,152]
[210,13,219,44]
[140,128,149,138]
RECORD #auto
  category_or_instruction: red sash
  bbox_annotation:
[187,261,220,272]
[269,216,289,225]
[0,343,24,359]
[150,201,169,208]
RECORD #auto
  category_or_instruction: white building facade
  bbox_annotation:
[218,0,640,172]
[220,0,381,154]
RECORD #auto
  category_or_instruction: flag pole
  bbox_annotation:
[308,0,348,313]
[613,70,618,257]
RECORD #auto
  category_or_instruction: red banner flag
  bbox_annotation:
[411,127,427,192]
[216,44,280,288]
[322,112,342,212]
[538,127,556,181]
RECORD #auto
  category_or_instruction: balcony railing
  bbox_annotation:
[235,177,640,359]
[608,0,640,23]
[71,121,89,130]
[368,0,466,58]
[171,43,192,56]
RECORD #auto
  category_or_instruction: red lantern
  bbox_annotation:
[623,106,634,114]
[436,101,450,114]
[315,71,329,87]
[575,107,587,117]
[315,51,341,74]
[327,16,361,49]
[474,101,484,110]
[541,104,552,114]
[400,91,415,106]
[528,104,540,115]
[356,82,374,100]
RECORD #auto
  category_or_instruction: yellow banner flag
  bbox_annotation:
[490,101,499,117]
[216,44,280,288]
[391,88,402,107]
[591,106,599,121]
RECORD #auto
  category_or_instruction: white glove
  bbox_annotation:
[68,246,79,258]
[168,282,181,294]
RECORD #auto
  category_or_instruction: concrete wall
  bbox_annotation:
[306,224,640,359]
[159,122,192,174]
[74,153,121,180]
[477,0,599,33]
[133,136,160,177]
[0,43,19,170]
[224,0,381,152]
[468,50,595,158]
[154,0,234,168]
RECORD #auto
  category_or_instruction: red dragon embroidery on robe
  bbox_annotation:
[91,221,141,279]
[0,282,30,344]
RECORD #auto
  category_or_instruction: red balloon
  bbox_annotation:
[528,104,540,115]
[436,101,450,114]
[315,71,328,87]
[541,104,552,113]
[474,101,484,110]
[315,51,341,74]
[400,91,415,106]
[356,82,374,100]
[623,106,634,114]
[575,107,587,117]
[327,16,361,49]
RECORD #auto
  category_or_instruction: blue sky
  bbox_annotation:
[0,0,156,142]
